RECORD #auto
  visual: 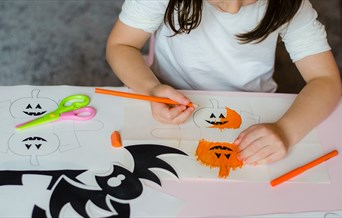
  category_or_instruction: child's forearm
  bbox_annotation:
[276,76,341,147]
[106,43,161,95]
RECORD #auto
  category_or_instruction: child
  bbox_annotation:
[106,0,341,165]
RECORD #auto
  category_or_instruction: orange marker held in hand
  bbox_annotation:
[270,150,338,187]
[95,88,198,107]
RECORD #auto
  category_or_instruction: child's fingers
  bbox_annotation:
[164,105,187,120]
[238,136,267,161]
[242,141,287,165]
[168,92,191,106]
[170,106,195,124]
[242,145,275,165]
[151,103,190,124]
[253,152,286,165]
[253,151,286,165]
[236,123,289,165]
[154,105,183,121]
[236,125,264,151]
[152,84,191,106]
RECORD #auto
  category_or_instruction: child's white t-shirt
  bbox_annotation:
[119,0,330,92]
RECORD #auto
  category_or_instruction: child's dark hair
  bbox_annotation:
[164,0,304,43]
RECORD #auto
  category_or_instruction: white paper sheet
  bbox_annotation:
[0,86,184,217]
[123,94,330,183]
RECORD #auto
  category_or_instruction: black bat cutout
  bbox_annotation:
[48,144,187,217]
[0,170,85,189]
[49,165,135,218]
[95,165,143,200]
[0,144,188,217]
[32,205,47,218]
[125,144,188,186]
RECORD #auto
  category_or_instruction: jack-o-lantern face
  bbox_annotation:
[196,139,243,178]
[22,136,46,150]
[24,103,45,116]
[206,112,227,125]
[9,133,60,165]
[193,99,242,131]
[10,89,58,119]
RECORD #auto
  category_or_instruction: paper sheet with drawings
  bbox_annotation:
[0,86,184,218]
[123,94,331,183]
[0,86,339,217]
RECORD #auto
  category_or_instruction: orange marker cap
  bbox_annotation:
[111,131,122,148]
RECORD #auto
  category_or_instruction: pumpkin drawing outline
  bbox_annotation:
[193,99,242,131]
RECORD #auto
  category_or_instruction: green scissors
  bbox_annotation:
[16,94,96,130]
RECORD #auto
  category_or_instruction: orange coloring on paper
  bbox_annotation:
[196,139,243,178]
[209,107,242,131]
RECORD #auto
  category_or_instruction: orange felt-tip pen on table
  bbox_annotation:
[95,88,198,107]
[270,149,338,187]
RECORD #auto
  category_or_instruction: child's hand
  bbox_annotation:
[149,84,195,124]
[234,123,289,165]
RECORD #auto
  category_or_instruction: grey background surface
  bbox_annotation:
[0,0,341,93]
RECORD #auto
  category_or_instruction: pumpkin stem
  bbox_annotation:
[218,165,230,178]
[209,99,220,108]
[31,89,40,98]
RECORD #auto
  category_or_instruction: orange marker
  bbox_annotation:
[95,88,198,107]
[111,131,122,148]
[270,150,338,187]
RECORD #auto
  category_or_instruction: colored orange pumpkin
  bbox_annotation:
[196,139,243,178]
[209,107,242,131]
[193,99,242,131]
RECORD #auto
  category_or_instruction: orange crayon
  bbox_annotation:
[270,150,338,187]
[95,88,198,107]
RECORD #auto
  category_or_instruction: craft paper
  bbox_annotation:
[0,86,340,218]
[0,86,185,217]
[123,94,330,183]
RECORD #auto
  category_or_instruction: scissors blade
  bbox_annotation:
[16,112,60,130]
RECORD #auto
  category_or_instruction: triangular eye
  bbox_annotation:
[210,113,216,118]
[35,104,42,109]
[26,104,32,109]
[219,113,225,118]
[215,153,221,158]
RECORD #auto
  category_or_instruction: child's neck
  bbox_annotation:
[207,0,258,14]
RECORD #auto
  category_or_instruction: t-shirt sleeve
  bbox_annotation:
[279,0,331,62]
[119,0,168,33]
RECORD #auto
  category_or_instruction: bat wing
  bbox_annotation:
[125,144,187,185]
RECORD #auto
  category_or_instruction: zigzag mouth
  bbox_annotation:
[205,120,228,125]
[23,111,47,116]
